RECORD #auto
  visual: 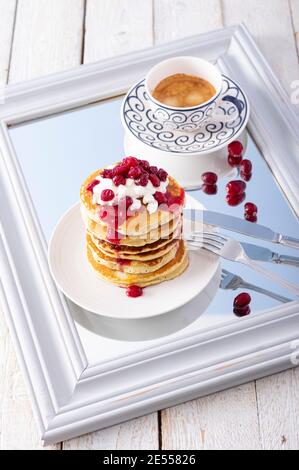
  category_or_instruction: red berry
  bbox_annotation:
[126,285,143,298]
[128,166,142,179]
[137,173,149,187]
[226,180,246,196]
[86,179,100,192]
[245,213,257,223]
[226,192,246,206]
[149,173,160,187]
[240,159,252,174]
[228,140,243,157]
[101,189,115,202]
[154,191,167,204]
[149,165,158,174]
[140,159,150,169]
[101,169,114,179]
[202,184,218,195]
[228,154,242,167]
[125,196,133,208]
[113,164,129,176]
[240,171,252,182]
[234,292,251,308]
[113,175,126,186]
[244,202,257,214]
[157,168,168,182]
[201,172,218,185]
[98,206,108,220]
[233,306,251,317]
[123,156,138,167]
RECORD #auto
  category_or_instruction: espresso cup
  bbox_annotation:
[145,56,243,132]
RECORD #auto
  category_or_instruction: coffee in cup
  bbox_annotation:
[152,73,216,108]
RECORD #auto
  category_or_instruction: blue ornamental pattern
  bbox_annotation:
[122,76,248,154]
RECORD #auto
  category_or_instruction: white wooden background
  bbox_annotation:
[0,0,299,450]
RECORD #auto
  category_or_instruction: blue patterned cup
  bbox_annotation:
[145,56,242,132]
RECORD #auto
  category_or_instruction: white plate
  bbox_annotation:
[48,195,220,319]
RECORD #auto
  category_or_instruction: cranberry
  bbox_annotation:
[124,196,133,208]
[149,173,160,187]
[226,192,246,206]
[228,154,242,167]
[154,191,167,204]
[240,171,252,182]
[113,175,126,186]
[157,168,168,182]
[245,213,257,223]
[202,184,218,195]
[240,159,252,174]
[140,159,150,169]
[98,206,108,220]
[128,166,142,179]
[201,172,218,185]
[101,169,114,179]
[101,189,115,202]
[244,202,257,214]
[113,164,129,176]
[234,292,251,308]
[226,180,246,196]
[123,156,138,167]
[228,140,243,157]
[137,173,149,187]
[149,165,158,174]
[126,285,143,298]
[86,179,100,192]
[233,306,251,317]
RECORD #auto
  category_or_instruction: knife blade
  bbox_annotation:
[184,209,299,250]
[241,242,299,267]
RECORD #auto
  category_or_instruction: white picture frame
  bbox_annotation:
[0,24,298,445]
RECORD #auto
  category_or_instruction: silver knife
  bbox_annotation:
[184,210,299,250]
[241,242,299,267]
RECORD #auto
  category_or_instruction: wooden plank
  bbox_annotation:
[63,0,157,450]
[161,384,261,450]
[84,0,154,63]
[154,0,222,44]
[9,0,85,82]
[255,369,299,449]
[63,415,159,450]
[154,2,259,451]
[290,0,299,57]
[223,0,299,451]
[222,0,299,91]
[0,0,86,449]
[0,0,16,85]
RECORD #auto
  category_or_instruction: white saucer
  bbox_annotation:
[48,195,220,319]
[121,76,249,154]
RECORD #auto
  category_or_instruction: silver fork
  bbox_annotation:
[187,231,299,296]
[220,269,291,303]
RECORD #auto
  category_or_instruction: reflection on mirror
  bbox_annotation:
[9,97,299,365]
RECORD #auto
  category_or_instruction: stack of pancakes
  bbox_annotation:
[80,160,188,288]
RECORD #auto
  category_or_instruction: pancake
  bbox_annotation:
[81,158,188,292]
[80,169,185,236]
[87,239,189,287]
[87,233,180,274]
[84,210,181,247]
[92,236,180,261]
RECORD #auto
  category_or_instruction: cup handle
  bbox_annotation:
[212,95,245,123]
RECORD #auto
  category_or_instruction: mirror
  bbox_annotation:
[9,96,299,365]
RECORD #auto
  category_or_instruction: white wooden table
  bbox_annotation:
[0,0,299,450]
